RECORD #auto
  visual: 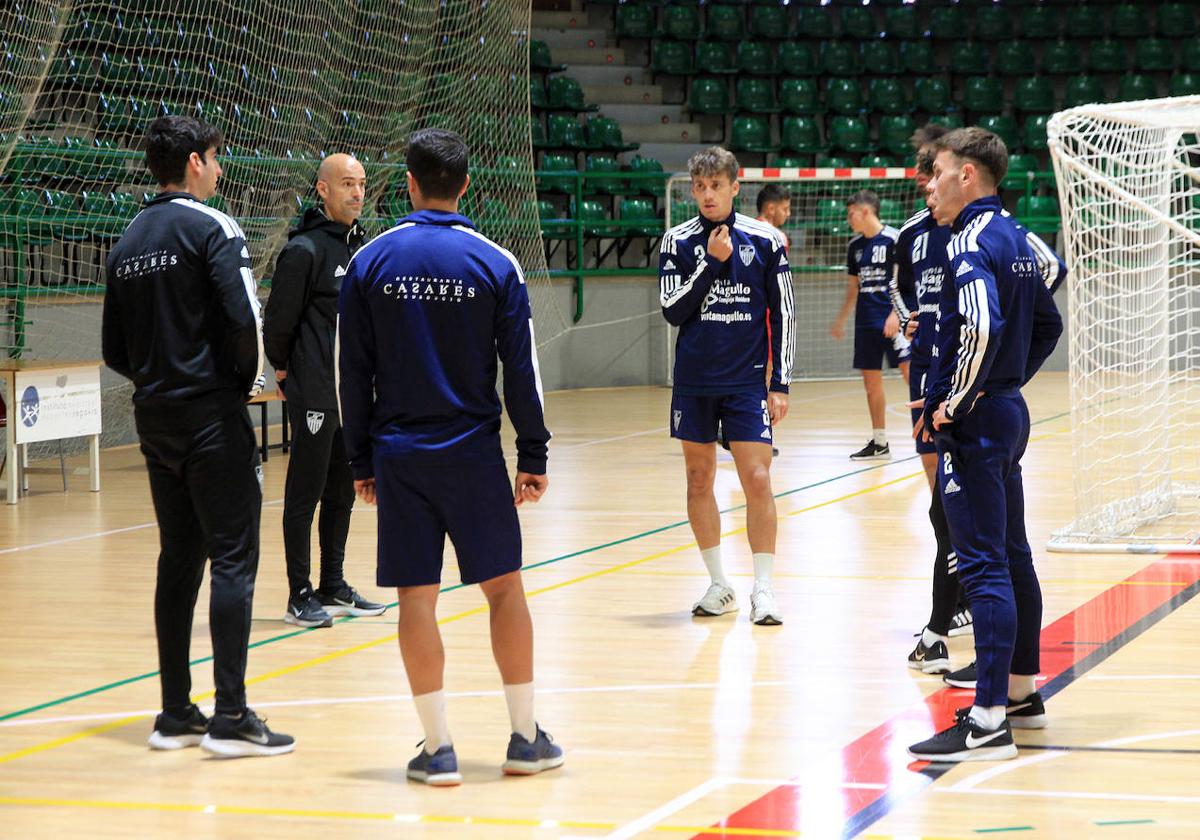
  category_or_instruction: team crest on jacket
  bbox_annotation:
[306,410,325,435]
[739,245,755,266]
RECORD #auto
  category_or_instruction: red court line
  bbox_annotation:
[692,559,1200,839]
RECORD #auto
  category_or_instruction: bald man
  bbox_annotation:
[264,153,386,627]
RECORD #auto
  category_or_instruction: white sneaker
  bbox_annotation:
[692,582,738,616]
[749,585,783,625]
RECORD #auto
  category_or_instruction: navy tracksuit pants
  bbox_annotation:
[936,392,1043,708]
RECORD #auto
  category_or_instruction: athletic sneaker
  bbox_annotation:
[1000,691,1047,730]
[502,726,564,776]
[850,440,890,461]
[692,582,738,617]
[749,584,783,625]
[200,709,295,758]
[943,660,977,689]
[284,588,333,628]
[407,744,463,786]
[908,715,1017,763]
[948,607,973,637]
[907,637,951,675]
[148,704,209,750]
[316,583,387,618]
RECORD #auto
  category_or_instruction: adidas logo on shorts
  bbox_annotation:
[945,478,962,494]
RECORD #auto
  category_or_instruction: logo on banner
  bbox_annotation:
[19,386,39,427]
[306,411,325,435]
[739,245,755,266]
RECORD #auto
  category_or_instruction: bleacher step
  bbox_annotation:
[530,27,612,51]
[621,123,704,145]
[566,65,651,86]
[553,46,626,66]
[582,84,662,105]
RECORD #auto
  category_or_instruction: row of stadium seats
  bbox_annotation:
[615,2,1196,42]
[533,113,640,152]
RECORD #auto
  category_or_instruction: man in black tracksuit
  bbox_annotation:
[102,116,293,757]
[264,153,386,628]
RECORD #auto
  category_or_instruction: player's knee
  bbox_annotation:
[744,464,772,497]
[685,464,715,495]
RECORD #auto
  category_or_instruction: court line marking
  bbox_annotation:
[1086,674,1200,680]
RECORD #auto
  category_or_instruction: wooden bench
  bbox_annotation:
[247,390,290,462]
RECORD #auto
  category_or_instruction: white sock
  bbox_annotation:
[752,553,774,588]
[968,705,1006,730]
[873,428,888,446]
[413,690,452,754]
[922,626,947,647]
[504,682,537,742]
[700,546,729,588]
[1009,674,1037,701]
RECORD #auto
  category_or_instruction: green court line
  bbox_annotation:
[1095,819,1156,827]
[975,829,1035,835]
[0,409,1070,723]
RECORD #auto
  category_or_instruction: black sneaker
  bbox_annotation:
[1003,691,1047,730]
[200,708,295,758]
[850,440,891,461]
[948,607,973,637]
[148,703,209,750]
[906,637,951,675]
[944,660,977,689]
[284,587,333,628]
[316,583,387,618]
[908,715,1017,763]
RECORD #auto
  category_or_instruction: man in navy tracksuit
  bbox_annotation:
[337,129,562,786]
[660,146,795,626]
[908,128,1063,763]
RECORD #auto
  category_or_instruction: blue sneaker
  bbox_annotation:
[407,744,462,786]
[502,726,564,776]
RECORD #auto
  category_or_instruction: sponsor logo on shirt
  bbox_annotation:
[381,275,477,303]
[114,249,179,278]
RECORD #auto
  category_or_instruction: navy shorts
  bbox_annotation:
[908,361,937,455]
[853,326,911,371]
[374,456,522,588]
[671,388,772,445]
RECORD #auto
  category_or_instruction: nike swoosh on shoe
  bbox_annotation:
[964,730,1006,749]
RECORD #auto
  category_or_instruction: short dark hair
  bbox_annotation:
[143,115,222,186]
[933,127,1008,186]
[756,183,791,213]
[845,189,880,215]
[911,123,951,176]
[405,128,469,200]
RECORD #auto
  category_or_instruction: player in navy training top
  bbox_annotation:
[908,128,1062,764]
[338,129,563,784]
[659,146,795,626]
[829,190,910,461]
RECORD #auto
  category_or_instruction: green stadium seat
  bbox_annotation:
[976,114,1018,150]
[821,41,860,76]
[1015,194,1059,234]
[884,7,919,40]
[546,113,587,149]
[707,6,746,41]
[796,7,836,40]
[860,154,894,169]
[914,76,952,114]
[1062,75,1106,109]
[660,6,703,40]
[572,197,614,238]
[736,77,781,113]
[618,197,660,238]
[974,6,1012,41]
[696,42,737,75]
[538,153,578,193]
[1183,40,1200,73]
[841,7,878,40]
[1089,39,1128,74]
[111,191,141,223]
[652,41,694,76]
[1064,5,1107,40]
[671,201,698,227]
[771,156,809,168]
[777,43,818,76]
[1014,77,1056,114]
[900,41,937,75]
[779,78,819,114]
[816,154,853,170]
[947,41,987,76]
[930,7,968,41]
[1159,3,1198,38]
[824,77,863,114]
[1022,115,1050,152]
[879,198,906,228]
[737,42,776,76]
[1112,4,1151,39]
[586,116,639,152]
[530,40,566,73]
[625,154,664,195]
[585,154,623,195]
[879,115,916,156]
[869,78,909,114]
[1117,74,1159,102]
[828,115,871,153]
[1169,72,1200,97]
[1003,152,1039,188]
[816,196,850,235]
[962,76,1003,114]
[995,42,1036,77]
[616,4,656,39]
[927,113,964,130]
[1136,38,1176,72]
[530,115,547,148]
[749,6,790,40]
[547,76,595,111]
[1041,40,1083,75]
[689,77,731,114]
[861,41,901,76]
[780,115,822,153]
[729,116,779,153]
[99,51,136,89]
[1019,6,1060,40]
[529,78,548,111]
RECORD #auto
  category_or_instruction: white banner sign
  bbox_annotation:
[13,366,102,444]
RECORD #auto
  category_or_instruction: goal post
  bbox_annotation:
[1047,95,1200,553]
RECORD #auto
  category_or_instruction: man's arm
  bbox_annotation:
[890,230,916,326]
[943,249,1005,420]
[206,224,264,396]
[100,281,133,380]
[495,264,551,477]
[765,237,794,395]
[1025,228,1068,294]
[262,242,313,373]
[830,240,858,339]
[660,226,729,326]
[1024,278,1063,384]
[336,262,377,481]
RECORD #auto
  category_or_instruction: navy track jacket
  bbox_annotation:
[659,211,795,396]
[336,209,550,481]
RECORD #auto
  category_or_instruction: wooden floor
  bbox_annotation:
[2,373,1199,839]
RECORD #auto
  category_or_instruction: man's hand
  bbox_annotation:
[275,369,287,400]
[354,478,375,505]
[768,392,788,426]
[514,472,548,507]
[829,319,845,340]
[931,400,951,431]
[883,310,900,339]
[707,225,733,262]
[903,313,919,340]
